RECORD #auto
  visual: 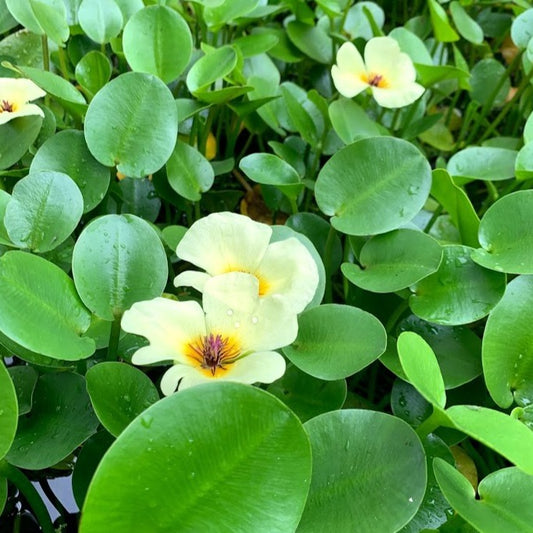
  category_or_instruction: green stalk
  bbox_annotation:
[41,35,50,72]
[323,225,337,304]
[107,316,122,361]
[0,460,55,533]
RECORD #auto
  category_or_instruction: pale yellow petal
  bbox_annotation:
[331,66,369,98]
[371,82,425,108]
[131,345,173,365]
[173,270,211,292]
[160,364,211,395]
[176,212,271,277]
[220,351,286,385]
[121,298,206,363]
[364,36,405,82]
[336,42,366,74]
[203,272,298,352]
[0,103,44,126]
[256,237,319,314]
[0,77,46,104]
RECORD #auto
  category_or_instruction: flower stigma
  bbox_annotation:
[185,333,241,377]
[0,100,14,112]
[367,73,387,88]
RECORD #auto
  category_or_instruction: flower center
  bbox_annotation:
[366,73,387,88]
[185,333,241,377]
[0,100,15,113]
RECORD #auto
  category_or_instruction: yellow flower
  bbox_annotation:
[331,37,424,108]
[122,273,296,394]
[174,212,319,314]
[0,78,46,126]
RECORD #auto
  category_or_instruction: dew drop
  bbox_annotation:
[251,316,258,324]
[226,309,233,316]
[234,321,241,328]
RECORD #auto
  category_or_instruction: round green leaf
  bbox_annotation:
[398,315,482,389]
[6,0,43,34]
[0,476,6,516]
[74,50,112,98]
[84,72,178,177]
[4,171,83,252]
[203,0,259,28]
[0,359,18,460]
[299,410,426,533]
[283,304,387,380]
[0,115,42,170]
[31,129,110,213]
[123,5,192,83]
[6,372,99,470]
[315,137,432,236]
[435,461,533,533]
[166,140,214,202]
[482,275,533,408]
[397,332,446,409]
[78,0,123,44]
[391,378,432,428]
[118,177,161,222]
[7,365,38,416]
[0,251,94,360]
[447,147,517,181]
[409,245,506,326]
[344,1,385,40]
[186,45,237,93]
[328,99,386,145]
[472,191,533,274]
[72,214,168,320]
[267,364,346,423]
[80,383,311,532]
[511,8,533,48]
[470,59,510,108]
[342,229,443,293]
[86,362,159,437]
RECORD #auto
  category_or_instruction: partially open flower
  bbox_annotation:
[122,272,297,394]
[174,212,319,314]
[0,78,46,126]
[331,37,424,108]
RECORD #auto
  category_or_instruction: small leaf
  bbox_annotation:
[78,0,123,44]
[0,359,17,460]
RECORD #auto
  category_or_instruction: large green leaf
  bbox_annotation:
[123,5,192,83]
[434,460,533,533]
[409,245,506,326]
[80,383,311,532]
[86,362,159,437]
[470,59,510,108]
[6,372,99,469]
[0,251,94,360]
[30,129,110,213]
[299,410,426,532]
[482,275,533,408]
[72,214,168,320]
[446,405,533,474]
[342,229,442,293]
[283,304,386,380]
[315,137,431,236]
[186,45,237,94]
[286,21,332,64]
[472,191,533,274]
[4,171,83,252]
[84,72,177,177]
[0,359,17,460]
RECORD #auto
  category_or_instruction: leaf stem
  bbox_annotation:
[0,460,55,533]
[41,35,49,72]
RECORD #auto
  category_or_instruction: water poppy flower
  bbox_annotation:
[331,37,424,108]
[174,212,319,314]
[122,272,297,394]
[0,78,46,125]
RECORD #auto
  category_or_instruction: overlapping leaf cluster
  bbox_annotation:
[0,1,533,532]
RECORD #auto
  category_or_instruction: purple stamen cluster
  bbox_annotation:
[188,333,238,375]
[0,100,13,112]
